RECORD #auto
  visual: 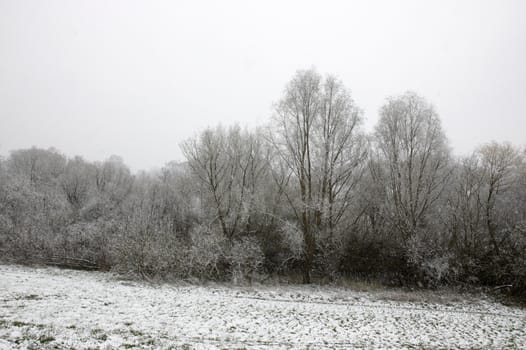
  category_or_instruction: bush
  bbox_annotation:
[186,225,229,279]
[272,221,304,274]
[229,236,265,284]
[499,224,526,297]
[112,222,184,278]
[313,239,342,282]
[46,222,114,270]
[406,233,452,287]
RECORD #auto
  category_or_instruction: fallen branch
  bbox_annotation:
[493,284,513,291]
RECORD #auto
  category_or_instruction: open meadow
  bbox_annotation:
[1,264,525,349]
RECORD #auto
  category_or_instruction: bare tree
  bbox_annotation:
[61,156,94,213]
[447,155,486,254]
[477,141,521,254]
[8,147,66,188]
[268,69,366,283]
[373,92,451,240]
[94,156,134,204]
[181,125,268,240]
[313,76,368,239]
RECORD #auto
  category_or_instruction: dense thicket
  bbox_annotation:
[1,69,525,296]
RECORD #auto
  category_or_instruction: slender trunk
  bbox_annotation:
[303,213,316,284]
[486,184,499,255]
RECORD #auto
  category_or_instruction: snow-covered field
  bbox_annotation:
[0,265,525,349]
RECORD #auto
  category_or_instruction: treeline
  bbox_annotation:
[1,69,525,295]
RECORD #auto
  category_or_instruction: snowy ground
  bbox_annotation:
[0,265,525,349]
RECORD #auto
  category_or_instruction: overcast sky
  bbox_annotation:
[1,0,525,171]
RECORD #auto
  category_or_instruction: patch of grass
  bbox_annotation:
[67,324,77,329]
[377,289,468,305]
[129,329,144,336]
[122,344,136,349]
[124,321,133,326]
[338,277,387,292]
[378,292,425,303]
[13,320,31,327]
[91,328,103,334]
[142,338,155,346]
[91,328,110,342]
[15,294,42,301]
[39,335,55,344]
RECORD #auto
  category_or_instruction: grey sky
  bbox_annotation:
[1,0,525,171]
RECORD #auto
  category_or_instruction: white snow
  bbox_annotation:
[1,264,525,349]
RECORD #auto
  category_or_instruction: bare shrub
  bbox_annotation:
[112,223,183,278]
[46,222,113,270]
[275,221,304,274]
[229,236,265,284]
[186,225,229,279]
[406,233,451,287]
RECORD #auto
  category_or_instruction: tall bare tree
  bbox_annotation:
[182,125,268,240]
[373,92,451,240]
[477,141,521,254]
[61,156,94,213]
[313,76,368,239]
[446,155,486,254]
[269,69,366,283]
